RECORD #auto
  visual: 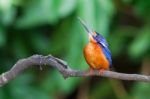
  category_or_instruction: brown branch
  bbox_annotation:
[0,54,150,86]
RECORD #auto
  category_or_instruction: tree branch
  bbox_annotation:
[0,54,150,86]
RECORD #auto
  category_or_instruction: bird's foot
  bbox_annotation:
[99,69,105,75]
[89,68,94,75]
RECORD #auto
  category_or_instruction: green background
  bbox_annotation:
[0,0,150,99]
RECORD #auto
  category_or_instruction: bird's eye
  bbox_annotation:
[92,32,97,37]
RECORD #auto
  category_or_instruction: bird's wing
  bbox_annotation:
[101,46,112,67]
[94,32,108,48]
[94,33,112,67]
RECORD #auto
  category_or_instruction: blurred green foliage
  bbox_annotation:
[0,0,150,99]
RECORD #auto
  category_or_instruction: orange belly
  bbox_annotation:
[83,42,109,70]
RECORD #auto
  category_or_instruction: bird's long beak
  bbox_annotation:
[78,17,96,42]
[77,17,93,35]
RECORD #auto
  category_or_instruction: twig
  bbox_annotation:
[0,54,150,86]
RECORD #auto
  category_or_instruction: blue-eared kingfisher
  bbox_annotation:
[78,17,112,73]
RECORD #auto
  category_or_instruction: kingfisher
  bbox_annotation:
[78,17,112,74]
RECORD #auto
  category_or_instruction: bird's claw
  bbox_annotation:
[99,69,105,75]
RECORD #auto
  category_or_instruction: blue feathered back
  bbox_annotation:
[93,32,112,67]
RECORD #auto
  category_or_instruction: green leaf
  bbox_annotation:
[0,89,4,99]
[90,80,113,99]
[12,38,29,58]
[10,73,51,99]
[0,0,12,11]
[65,20,88,69]
[135,0,150,19]
[96,0,115,35]
[16,0,59,28]
[0,0,16,26]
[131,82,150,99]
[41,70,80,95]
[77,0,96,28]
[58,0,77,18]
[109,33,126,56]
[0,27,6,47]
[30,33,50,54]
[77,0,115,36]
[128,27,150,59]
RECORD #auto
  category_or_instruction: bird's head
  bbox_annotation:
[78,17,108,47]
[78,17,98,43]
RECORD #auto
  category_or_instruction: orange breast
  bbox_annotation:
[83,42,109,70]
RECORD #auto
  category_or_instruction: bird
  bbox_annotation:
[78,17,112,74]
